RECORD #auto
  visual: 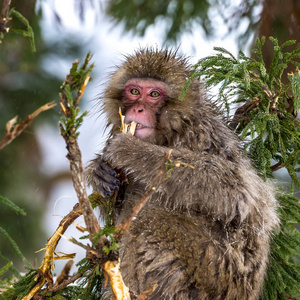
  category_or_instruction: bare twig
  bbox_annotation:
[0,0,11,35]
[48,270,85,293]
[0,101,56,150]
[270,162,283,172]
[23,203,82,300]
[75,74,91,107]
[32,269,86,299]
[23,280,46,300]
[119,108,137,135]
[63,236,88,250]
[104,260,130,299]
[229,97,261,130]
[55,260,74,285]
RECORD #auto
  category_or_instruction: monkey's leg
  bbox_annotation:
[119,208,202,300]
[119,208,268,300]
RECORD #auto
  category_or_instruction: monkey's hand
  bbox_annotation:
[86,154,120,197]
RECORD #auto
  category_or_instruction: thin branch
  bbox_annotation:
[229,97,261,130]
[59,92,101,237]
[270,162,283,172]
[75,74,91,107]
[55,260,74,285]
[104,260,130,299]
[63,236,88,250]
[0,101,56,150]
[39,208,80,277]
[48,270,85,293]
[50,265,85,293]
[0,0,11,35]
[32,270,86,299]
[23,203,82,300]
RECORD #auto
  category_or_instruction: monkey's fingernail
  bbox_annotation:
[113,185,119,191]
[114,179,120,185]
[111,170,117,176]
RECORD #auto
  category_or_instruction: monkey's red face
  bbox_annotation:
[123,79,167,139]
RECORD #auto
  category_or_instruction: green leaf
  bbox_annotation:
[103,242,119,255]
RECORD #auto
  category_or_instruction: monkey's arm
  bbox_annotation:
[103,133,274,224]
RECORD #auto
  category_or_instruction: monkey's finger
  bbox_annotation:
[94,161,117,180]
[101,180,120,196]
[96,186,113,198]
[101,162,117,177]
[94,178,119,197]
[91,175,119,198]
[95,167,119,186]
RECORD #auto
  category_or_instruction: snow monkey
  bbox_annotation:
[86,48,278,300]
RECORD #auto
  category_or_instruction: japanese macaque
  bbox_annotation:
[86,49,279,300]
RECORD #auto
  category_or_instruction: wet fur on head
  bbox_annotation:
[101,48,231,150]
[102,48,197,136]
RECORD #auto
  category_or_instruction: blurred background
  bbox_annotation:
[0,0,299,274]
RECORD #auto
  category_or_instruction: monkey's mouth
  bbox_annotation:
[126,122,152,130]
[125,122,154,139]
[136,123,149,129]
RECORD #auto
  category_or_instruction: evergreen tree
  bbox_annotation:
[181,36,300,299]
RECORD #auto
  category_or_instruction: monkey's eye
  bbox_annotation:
[150,91,160,98]
[130,88,140,95]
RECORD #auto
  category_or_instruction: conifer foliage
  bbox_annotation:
[183,37,300,299]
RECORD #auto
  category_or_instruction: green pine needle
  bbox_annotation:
[0,196,26,216]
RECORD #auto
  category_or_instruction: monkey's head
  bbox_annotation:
[103,48,201,144]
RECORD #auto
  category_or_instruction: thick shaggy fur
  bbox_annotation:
[87,48,279,299]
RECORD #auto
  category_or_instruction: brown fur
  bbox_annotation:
[87,48,279,299]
